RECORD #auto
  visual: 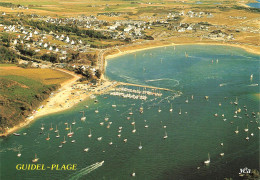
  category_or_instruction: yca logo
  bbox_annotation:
[239,167,251,174]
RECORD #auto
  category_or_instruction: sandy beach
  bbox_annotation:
[1,68,116,137]
[105,41,260,62]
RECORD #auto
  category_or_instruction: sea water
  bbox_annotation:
[247,0,260,8]
[0,45,259,180]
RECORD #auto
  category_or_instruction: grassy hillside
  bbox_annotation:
[0,65,73,134]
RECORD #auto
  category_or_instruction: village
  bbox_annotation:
[2,4,256,81]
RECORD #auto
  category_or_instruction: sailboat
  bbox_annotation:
[104,115,109,121]
[54,125,58,133]
[129,108,133,115]
[65,123,69,131]
[81,111,86,121]
[109,139,113,145]
[32,153,39,163]
[163,131,168,139]
[62,136,67,144]
[124,138,128,143]
[204,153,210,165]
[244,124,249,132]
[139,106,144,114]
[234,97,238,105]
[185,97,189,103]
[145,124,149,128]
[72,119,76,125]
[17,150,21,157]
[235,126,239,134]
[112,101,116,108]
[49,123,53,131]
[138,142,142,150]
[179,108,182,115]
[88,129,92,138]
[95,108,99,113]
[246,132,249,141]
[169,104,173,112]
[56,131,60,138]
[46,133,50,141]
[131,172,136,177]
[158,106,162,113]
[41,124,44,131]
[132,124,136,133]
[59,142,63,148]
[220,153,224,157]
[67,125,74,137]
[84,148,89,152]
[97,137,102,141]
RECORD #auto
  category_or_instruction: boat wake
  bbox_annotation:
[68,161,104,180]
[248,84,259,87]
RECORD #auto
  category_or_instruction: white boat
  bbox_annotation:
[204,153,210,165]
[49,123,53,131]
[250,133,254,136]
[80,111,86,121]
[56,131,60,138]
[234,97,238,105]
[163,131,168,139]
[97,137,102,141]
[62,136,67,144]
[40,124,44,130]
[158,107,161,113]
[244,124,249,132]
[138,142,142,150]
[109,139,113,145]
[185,98,189,103]
[220,153,224,157]
[100,122,104,126]
[71,140,75,143]
[169,104,173,112]
[145,125,149,128]
[59,143,63,148]
[88,129,92,138]
[129,108,133,115]
[13,133,20,136]
[132,124,136,133]
[72,119,76,125]
[46,133,50,141]
[17,150,21,157]
[235,126,239,134]
[118,134,121,138]
[54,125,58,133]
[119,126,123,130]
[124,138,128,143]
[84,148,89,152]
[131,172,136,177]
[246,132,249,141]
[220,143,223,146]
[95,108,99,113]
[179,108,182,115]
[32,153,39,163]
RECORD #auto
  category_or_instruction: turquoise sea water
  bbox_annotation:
[247,0,260,8]
[0,45,259,180]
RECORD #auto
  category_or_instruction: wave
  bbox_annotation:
[68,161,104,180]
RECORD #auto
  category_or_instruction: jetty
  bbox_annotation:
[118,82,175,92]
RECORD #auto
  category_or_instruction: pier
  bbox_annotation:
[117,82,175,92]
